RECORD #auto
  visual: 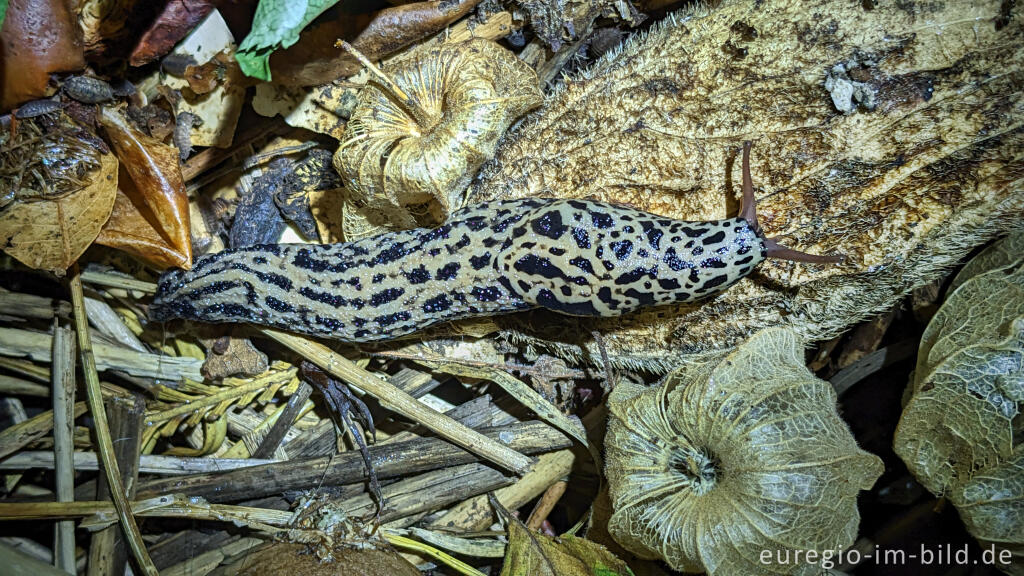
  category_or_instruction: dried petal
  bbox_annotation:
[334,39,542,230]
[606,328,883,575]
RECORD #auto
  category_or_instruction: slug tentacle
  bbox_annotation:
[739,140,845,264]
[151,143,838,342]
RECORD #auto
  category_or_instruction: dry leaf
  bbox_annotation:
[129,0,215,66]
[230,542,421,576]
[605,328,883,575]
[495,497,633,576]
[96,106,192,270]
[467,0,1024,371]
[512,0,637,51]
[78,0,134,55]
[335,38,543,230]
[268,0,484,87]
[158,11,246,148]
[894,232,1024,574]
[0,0,85,111]
[0,115,118,275]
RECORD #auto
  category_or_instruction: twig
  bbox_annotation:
[133,421,568,503]
[261,329,532,475]
[68,263,158,576]
[525,479,568,531]
[50,321,76,573]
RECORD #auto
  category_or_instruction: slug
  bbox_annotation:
[151,143,839,341]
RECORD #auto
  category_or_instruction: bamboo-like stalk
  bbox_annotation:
[0,374,50,397]
[0,402,87,460]
[427,449,575,532]
[0,451,276,474]
[0,496,293,527]
[0,326,201,381]
[261,329,533,475]
[68,264,158,576]
[88,395,144,576]
[51,321,76,574]
[385,533,488,576]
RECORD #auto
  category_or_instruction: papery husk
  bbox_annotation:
[334,38,543,232]
[605,327,883,575]
[463,0,1024,372]
[894,233,1024,574]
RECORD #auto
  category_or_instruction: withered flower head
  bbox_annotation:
[606,328,883,575]
[334,38,543,229]
[894,233,1024,573]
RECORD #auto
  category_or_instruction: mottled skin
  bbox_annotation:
[151,143,832,341]
[151,197,765,341]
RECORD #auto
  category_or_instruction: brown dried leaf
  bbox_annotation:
[467,0,1024,371]
[96,106,193,270]
[78,0,135,54]
[269,0,483,87]
[129,0,215,67]
[335,39,542,230]
[606,328,883,574]
[233,541,420,576]
[184,50,250,95]
[495,496,632,576]
[513,0,636,51]
[0,0,85,111]
[0,150,118,275]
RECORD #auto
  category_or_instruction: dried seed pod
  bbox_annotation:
[63,75,115,104]
[606,328,883,575]
[333,39,543,230]
[894,233,1024,574]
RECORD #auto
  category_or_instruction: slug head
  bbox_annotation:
[739,141,845,264]
[498,199,767,317]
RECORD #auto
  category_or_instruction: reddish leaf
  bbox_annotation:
[270,0,483,87]
[96,107,193,270]
[0,0,85,111]
[129,0,216,67]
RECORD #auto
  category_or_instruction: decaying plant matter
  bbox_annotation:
[335,39,543,231]
[0,112,118,274]
[605,328,883,575]
[466,0,1024,371]
[894,232,1024,574]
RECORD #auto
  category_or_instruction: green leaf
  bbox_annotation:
[0,0,9,30]
[235,0,338,81]
[494,496,633,576]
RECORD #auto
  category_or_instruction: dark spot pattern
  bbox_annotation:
[149,199,767,341]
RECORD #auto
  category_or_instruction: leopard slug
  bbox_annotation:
[150,143,839,341]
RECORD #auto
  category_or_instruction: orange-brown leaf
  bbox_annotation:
[0,0,85,112]
[96,106,192,270]
[270,0,483,87]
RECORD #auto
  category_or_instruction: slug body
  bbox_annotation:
[151,198,766,341]
[152,143,835,342]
